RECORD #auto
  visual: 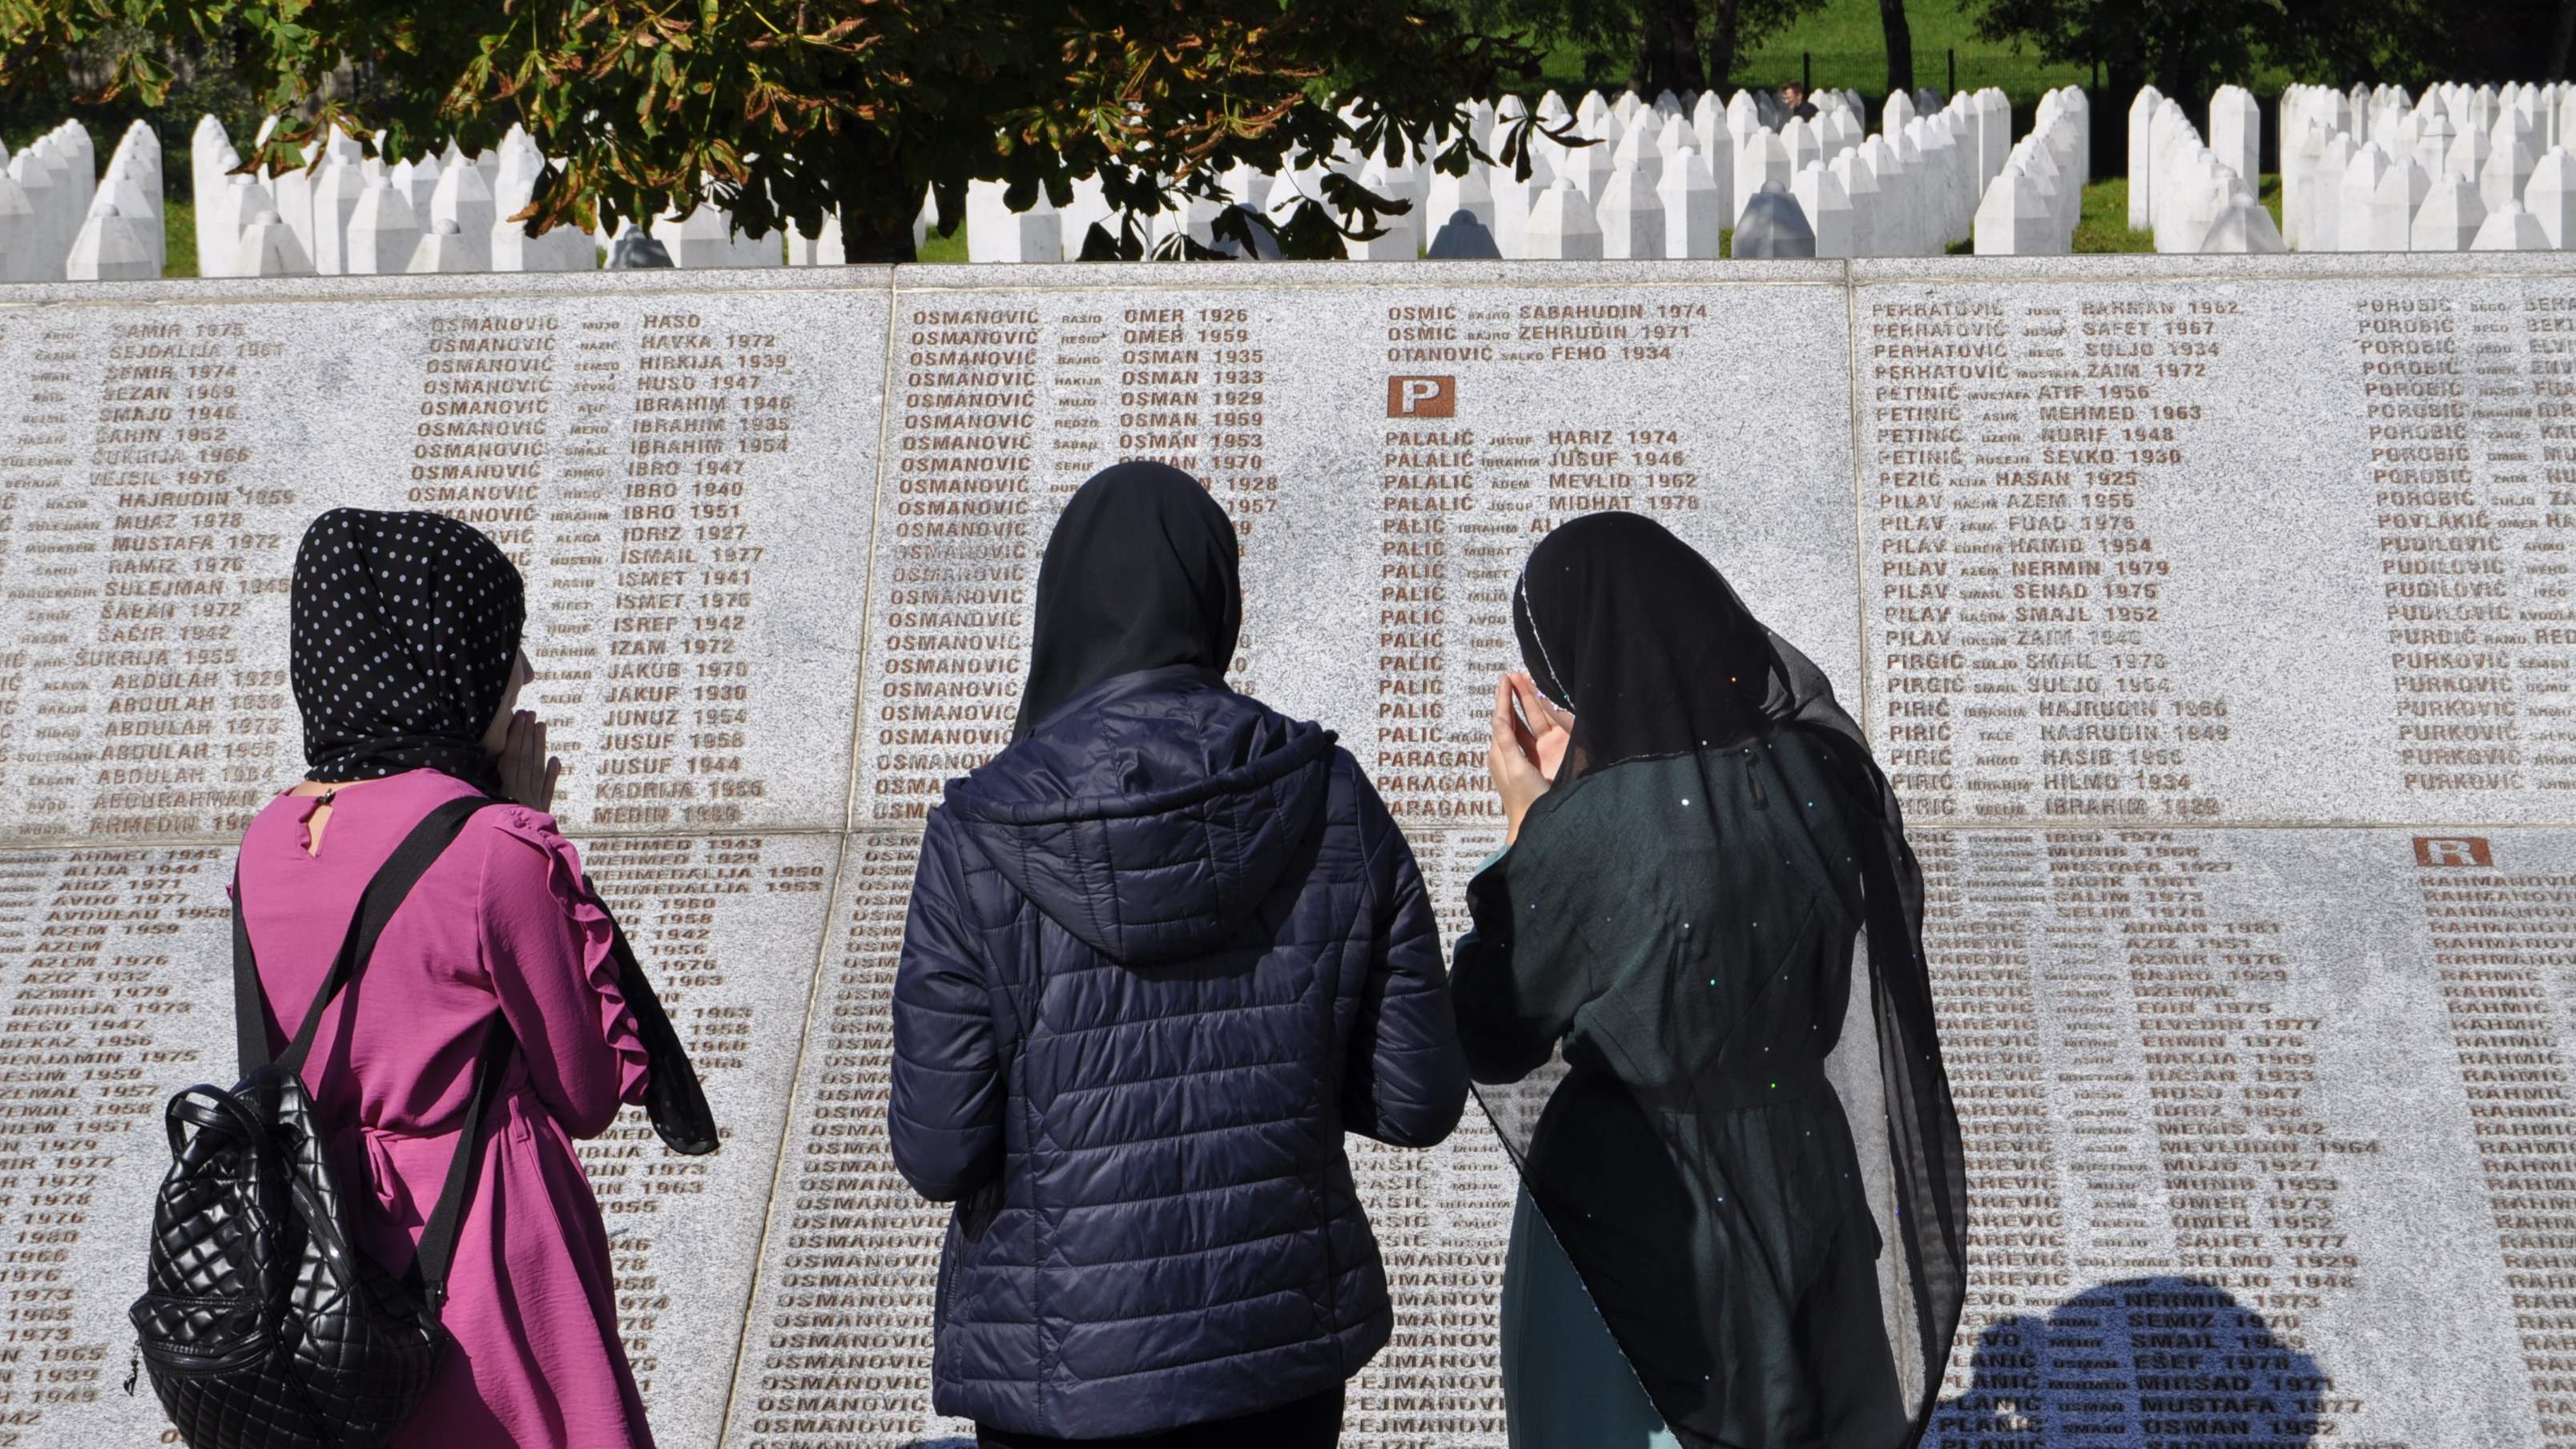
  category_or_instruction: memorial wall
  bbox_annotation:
[0,254,2568,1448]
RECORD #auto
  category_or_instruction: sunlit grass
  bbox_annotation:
[165,199,198,278]
[2073,175,2283,254]
[1532,0,2091,107]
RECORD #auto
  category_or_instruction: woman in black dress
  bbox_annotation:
[1451,512,1966,1449]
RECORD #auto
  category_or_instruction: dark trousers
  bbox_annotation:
[976,1383,1345,1449]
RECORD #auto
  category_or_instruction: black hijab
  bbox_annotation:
[290,508,722,1158]
[1507,511,1967,1443]
[290,508,523,795]
[1012,461,1241,739]
[1513,511,1781,780]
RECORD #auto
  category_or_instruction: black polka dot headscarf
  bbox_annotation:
[290,508,524,794]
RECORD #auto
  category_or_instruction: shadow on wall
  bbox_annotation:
[1928,1276,2324,1448]
[892,1276,2316,1449]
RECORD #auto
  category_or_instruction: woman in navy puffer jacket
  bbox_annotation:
[890,462,1470,1448]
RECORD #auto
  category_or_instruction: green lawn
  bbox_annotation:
[1538,0,2311,111]
[2075,178,2152,253]
[1738,0,2087,107]
[2072,175,2283,254]
[1535,0,2091,107]
[165,199,198,278]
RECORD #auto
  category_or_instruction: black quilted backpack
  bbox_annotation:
[131,796,509,1449]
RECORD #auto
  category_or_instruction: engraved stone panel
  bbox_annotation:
[0,275,886,845]
[728,828,1520,1449]
[1918,824,2576,1449]
[722,830,942,1449]
[1854,257,2576,829]
[14,257,2576,1449]
[566,831,841,1445]
[0,843,228,1447]
[855,264,1860,829]
[0,830,835,1449]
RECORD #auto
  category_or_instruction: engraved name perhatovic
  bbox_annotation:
[1860,290,2241,829]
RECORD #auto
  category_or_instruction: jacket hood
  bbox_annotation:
[943,665,1335,965]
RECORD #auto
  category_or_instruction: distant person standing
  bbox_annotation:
[232,509,658,1448]
[1782,81,1819,121]
[1452,513,1966,1449]
[889,462,1469,1448]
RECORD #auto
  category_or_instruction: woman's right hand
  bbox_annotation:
[496,709,561,811]
[1488,673,1572,844]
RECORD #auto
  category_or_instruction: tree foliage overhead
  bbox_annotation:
[1966,0,2487,105]
[0,0,1546,260]
[1459,0,1825,98]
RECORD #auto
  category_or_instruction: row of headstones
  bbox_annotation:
[122,82,2050,277]
[188,118,621,278]
[0,119,169,282]
[1970,87,2091,254]
[0,83,2084,276]
[2275,78,2576,252]
[962,83,2053,264]
[2125,86,2288,254]
[6,80,2094,278]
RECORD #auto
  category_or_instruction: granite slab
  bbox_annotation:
[1914,823,2576,1449]
[0,284,884,845]
[0,829,835,1449]
[1853,265,2576,830]
[857,268,1862,827]
[4,256,2576,1448]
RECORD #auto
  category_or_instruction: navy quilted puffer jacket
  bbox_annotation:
[889,664,1468,1437]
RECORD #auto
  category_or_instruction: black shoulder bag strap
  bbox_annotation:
[231,793,511,1314]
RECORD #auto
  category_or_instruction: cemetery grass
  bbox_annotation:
[2076,181,2154,254]
[2071,175,2284,254]
[1739,0,2084,105]
[164,200,198,279]
[1534,0,2088,107]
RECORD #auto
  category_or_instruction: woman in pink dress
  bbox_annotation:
[234,509,655,1448]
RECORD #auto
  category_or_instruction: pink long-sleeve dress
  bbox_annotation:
[235,768,654,1449]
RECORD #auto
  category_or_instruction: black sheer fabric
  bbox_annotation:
[1512,511,1777,779]
[1468,512,1966,1446]
[1011,462,1241,739]
[290,509,524,795]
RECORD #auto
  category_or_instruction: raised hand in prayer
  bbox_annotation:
[496,709,561,812]
[1488,671,1572,843]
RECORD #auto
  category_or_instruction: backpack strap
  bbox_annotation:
[232,792,513,1322]
[413,1016,513,1313]
[230,883,268,1081]
[234,794,502,1077]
